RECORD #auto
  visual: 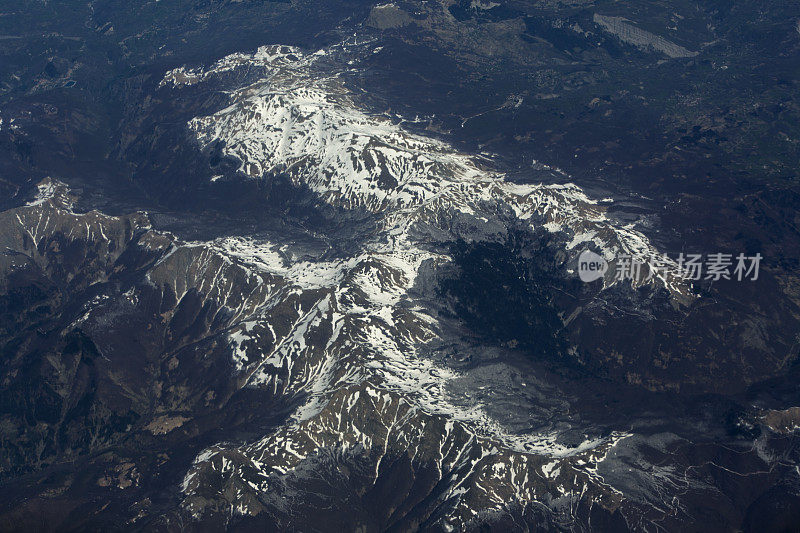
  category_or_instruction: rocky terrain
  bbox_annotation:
[1,0,800,531]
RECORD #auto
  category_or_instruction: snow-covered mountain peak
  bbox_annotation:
[166,44,690,296]
[153,41,702,527]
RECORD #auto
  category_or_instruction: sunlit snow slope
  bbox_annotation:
[157,42,693,529]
